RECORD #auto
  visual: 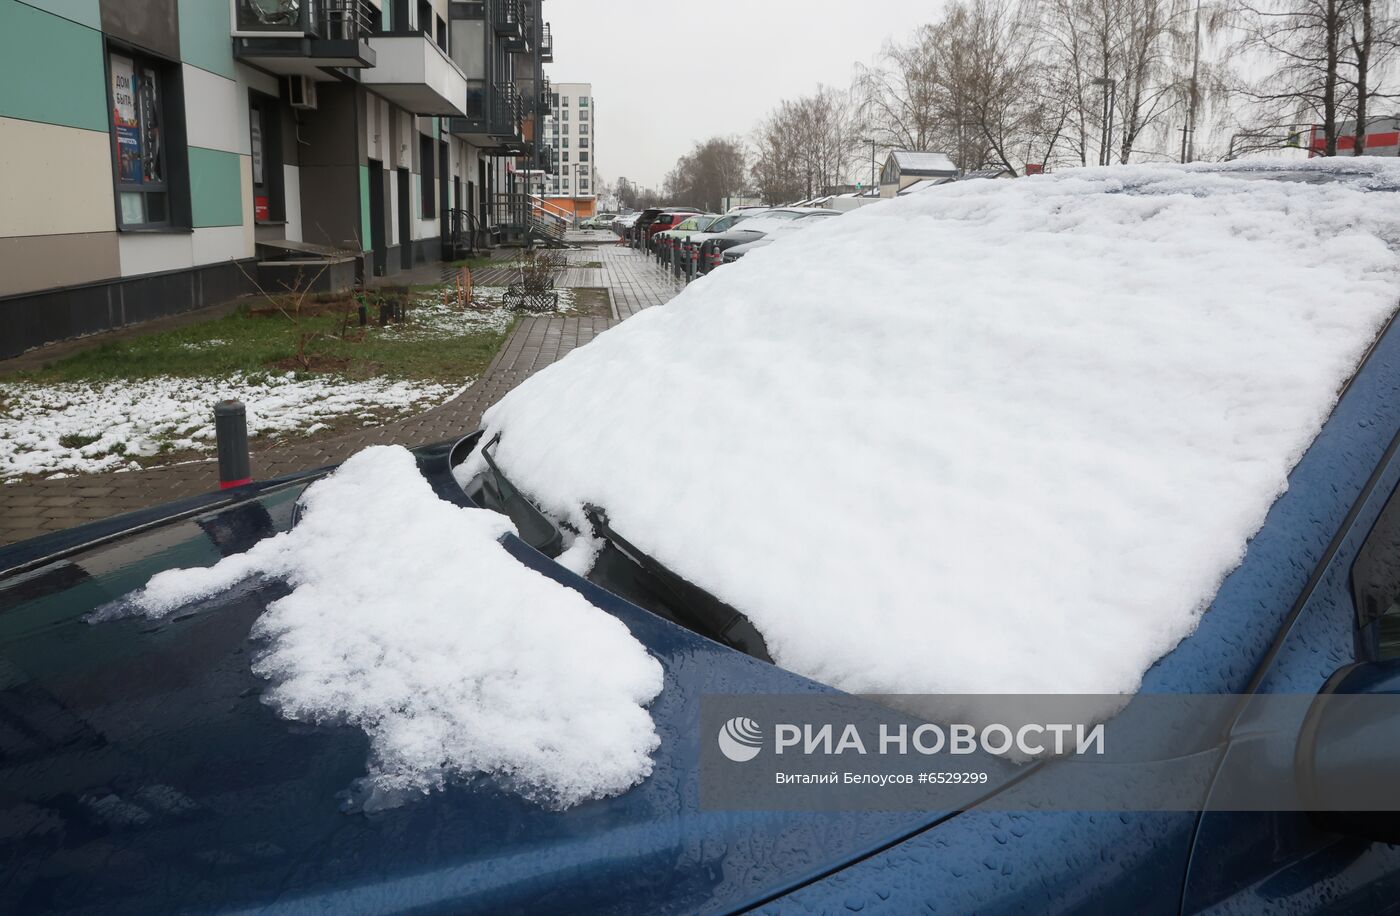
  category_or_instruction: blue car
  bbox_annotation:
[3,169,1400,914]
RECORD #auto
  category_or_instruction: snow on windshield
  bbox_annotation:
[96,446,664,809]
[458,161,1400,698]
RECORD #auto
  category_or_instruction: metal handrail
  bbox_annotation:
[234,0,370,38]
[320,0,371,39]
[493,0,521,30]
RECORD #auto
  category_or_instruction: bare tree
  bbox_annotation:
[751,103,808,203]
[751,88,859,201]
[1233,0,1354,154]
[856,28,944,151]
[1342,0,1400,152]
[663,136,749,211]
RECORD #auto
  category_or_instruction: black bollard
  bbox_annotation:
[214,400,251,490]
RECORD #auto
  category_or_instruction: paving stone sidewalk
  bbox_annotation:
[0,245,685,546]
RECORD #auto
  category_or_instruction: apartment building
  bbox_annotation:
[542,81,595,218]
[0,0,553,359]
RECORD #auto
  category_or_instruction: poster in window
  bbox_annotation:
[110,54,142,184]
[139,68,163,183]
[250,110,264,186]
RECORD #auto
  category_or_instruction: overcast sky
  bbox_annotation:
[544,0,936,190]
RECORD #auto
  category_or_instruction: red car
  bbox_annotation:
[645,210,699,250]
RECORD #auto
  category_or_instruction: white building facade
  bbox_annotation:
[543,81,594,198]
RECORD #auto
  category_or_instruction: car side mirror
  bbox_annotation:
[1296,659,1400,843]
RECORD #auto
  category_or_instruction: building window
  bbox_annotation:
[562,96,569,106]
[579,165,589,176]
[579,96,589,107]
[580,109,589,122]
[108,49,173,228]
[551,93,559,107]
[419,133,436,218]
[248,91,285,223]
[579,152,589,162]
[562,137,569,148]
[562,151,569,162]
[579,137,589,149]
[579,123,588,136]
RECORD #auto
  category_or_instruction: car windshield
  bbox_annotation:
[459,161,1400,700]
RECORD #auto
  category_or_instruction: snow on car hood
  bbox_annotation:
[720,215,814,236]
[459,161,1400,697]
[98,445,664,809]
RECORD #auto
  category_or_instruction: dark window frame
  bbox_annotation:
[419,132,436,219]
[248,89,286,224]
[103,41,189,232]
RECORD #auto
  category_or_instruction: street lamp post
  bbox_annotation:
[1091,77,1117,166]
[862,138,878,192]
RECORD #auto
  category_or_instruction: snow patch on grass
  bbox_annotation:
[0,373,461,479]
[95,445,663,809]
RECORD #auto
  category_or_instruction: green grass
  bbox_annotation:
[450,255,517,270]
[5,292,513,385]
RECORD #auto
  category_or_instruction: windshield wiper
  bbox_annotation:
[584,505,772,663]
[478,434,564,556]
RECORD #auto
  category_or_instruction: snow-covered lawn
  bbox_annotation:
[0,290,581,481]
[0,373,463,480]
[96,446,663,809]
[459,159,1400,701]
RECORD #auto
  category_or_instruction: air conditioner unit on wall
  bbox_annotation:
[288,75,318,110]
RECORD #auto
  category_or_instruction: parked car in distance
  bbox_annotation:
[611,212,640,235]
[579,213,616,230]
[666,212,760,265]
[632,206,700,244]
[721,238,770,263]
[698,208,840,272]
[645,211,702,250]
[651,214,724,261]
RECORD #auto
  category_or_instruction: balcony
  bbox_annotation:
[447,80,530,155]
[493,0,526,50]
[232,0,375,74]
[362,32,469,116]
[540,22,553,62]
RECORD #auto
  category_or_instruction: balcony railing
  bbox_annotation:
[540,22,553,61]
[234,0,371,37]
[490,81,521,136]
[449,80,524,140]
[492,0,521,33]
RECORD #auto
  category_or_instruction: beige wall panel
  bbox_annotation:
[0,231,120,297]
[0,118,115,238]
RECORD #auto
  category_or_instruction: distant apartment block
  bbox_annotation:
[542,80,593,212]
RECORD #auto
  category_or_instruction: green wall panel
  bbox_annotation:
[177,0,235,79]
[360,165,372,251]
[17,0,99,29]
[189,146,244,227]
[0,0,106,132]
